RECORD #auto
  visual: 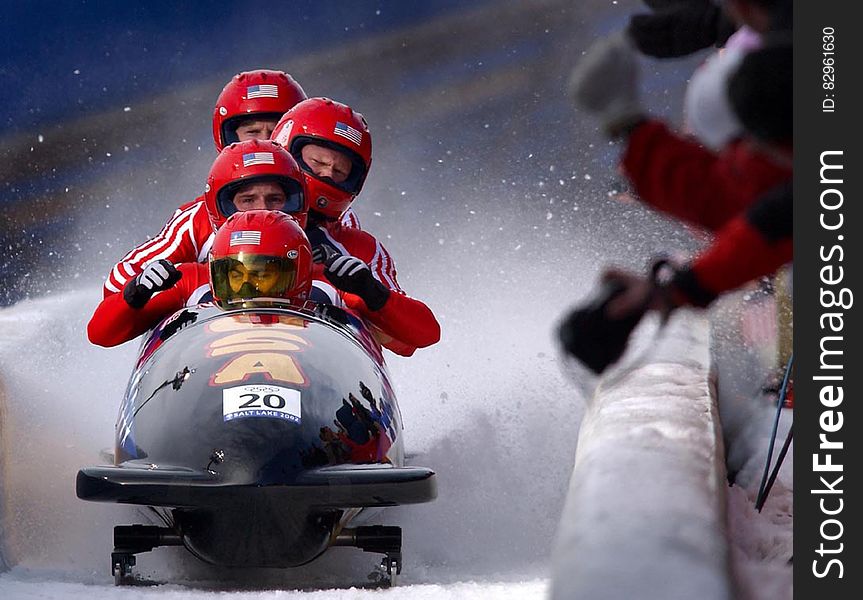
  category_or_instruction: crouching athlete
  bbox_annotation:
[101,69,361,299]
[88,210,316,346]
[89,142,440,355]
[270,97,440,355]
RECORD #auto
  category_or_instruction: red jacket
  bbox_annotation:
[89,263,211,347]
[102,198,361,297]
[622,120,792,232]
[89,255,440,357]
[672,183,792,307]
[309,223,441,356]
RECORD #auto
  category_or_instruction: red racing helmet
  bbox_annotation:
[212,70,307,151]
[204,139,308,230]
[271,97,372,221]
[209,210,312,308]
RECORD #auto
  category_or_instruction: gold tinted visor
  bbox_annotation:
[211,254,297,305]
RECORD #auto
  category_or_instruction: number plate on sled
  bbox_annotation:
[222,385,301,423]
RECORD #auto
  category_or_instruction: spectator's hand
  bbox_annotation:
[628,0,729,58]
[568,31,644,137]
[123,259,182,308]
[604,260,683,320]
[323,254,390,311]
[557,260,682,374]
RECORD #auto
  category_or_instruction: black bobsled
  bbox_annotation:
[76,302,436,586]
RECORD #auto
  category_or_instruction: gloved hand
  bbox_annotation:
[568,31,645,138]
[628,0,734,58]
[323,254,390,311]
[123,259,182,309]
[557,259,681,374]
[312,243,341,265]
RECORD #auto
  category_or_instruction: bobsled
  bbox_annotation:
[76,301,436,586]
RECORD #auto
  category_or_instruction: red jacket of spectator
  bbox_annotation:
[622,119,792,232]
[672,183,792,307]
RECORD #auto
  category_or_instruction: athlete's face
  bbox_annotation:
[231,181,287,212]
[300,144,352,184]
[227,261,282,295]
[234,119,278,142]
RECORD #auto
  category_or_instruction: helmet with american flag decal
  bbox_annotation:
[209,210,312,307]
[271,98,372,222]
[204,139,308,230]
[212,70,306,151]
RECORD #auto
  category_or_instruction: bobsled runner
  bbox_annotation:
[76,301,436,586]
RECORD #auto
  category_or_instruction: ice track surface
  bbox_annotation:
[0,287,579,597]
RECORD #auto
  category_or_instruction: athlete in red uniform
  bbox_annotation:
[101,70,363,298]
[90,138,439,356]
[89,210,313,347]
[272,98,440,355]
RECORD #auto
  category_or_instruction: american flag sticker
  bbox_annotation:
[247,84,279,99]
[333,121,363,146]
[230,230,262,246]
[242,152,275,167]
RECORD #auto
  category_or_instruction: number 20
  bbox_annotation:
[239,393,286,409]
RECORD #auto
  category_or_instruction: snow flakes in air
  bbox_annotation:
[37,134,44,143]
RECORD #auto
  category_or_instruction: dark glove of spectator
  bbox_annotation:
[557,260,680,374]
[123,259,182,308]
[558,275,649,375]
[323,254,390,311]
[628,0,735,58]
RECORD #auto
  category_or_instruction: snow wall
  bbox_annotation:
[551,312,733,600]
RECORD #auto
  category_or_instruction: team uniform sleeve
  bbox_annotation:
[88,264,199,347]
[346,238,440,354]
[343,290,441,356]
[671,183,793,307]
[340,207,362,229]
[622,119,790,232]
[102,199,212,298]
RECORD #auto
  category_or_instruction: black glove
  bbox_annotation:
[312,243,341,265]
[558,278,650,375]
[628,0,734,58]
[123,259,182,309]
[323,254,390,311]
[557,260,680,375]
